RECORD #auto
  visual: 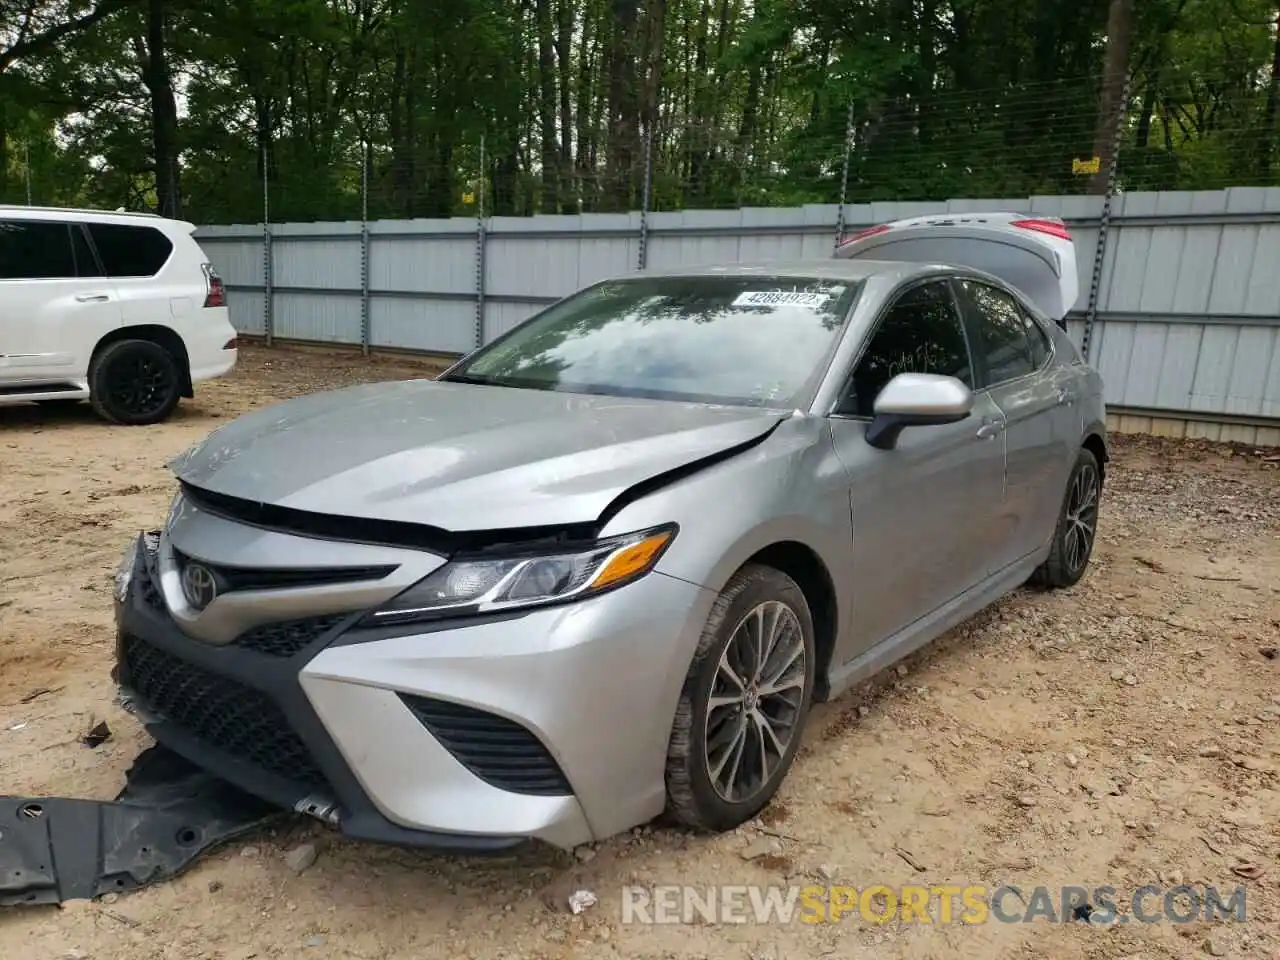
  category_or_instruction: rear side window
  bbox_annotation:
[87,223,174,277]
[957,279,1039,384]
[0,220,77,280]
[1022,309,1053,368]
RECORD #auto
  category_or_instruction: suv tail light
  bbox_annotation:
[201,263,226,308]
[1011,218,1072,242]
[838,223,892,247]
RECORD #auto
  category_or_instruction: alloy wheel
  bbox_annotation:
[106,354,175,420]
[703,600,807,803]
[1063,462,1099,574]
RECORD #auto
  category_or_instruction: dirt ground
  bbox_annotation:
[1,343,1278,960]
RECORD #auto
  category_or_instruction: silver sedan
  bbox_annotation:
[112,215,1107,851]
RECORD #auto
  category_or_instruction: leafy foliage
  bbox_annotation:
[0,0,1277,221]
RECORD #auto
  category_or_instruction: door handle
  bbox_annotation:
[976,418,1005,440]
[75,292,110,303]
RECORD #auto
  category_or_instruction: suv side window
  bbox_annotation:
[1022,306,1053,369]
[87,223,174,277]
[842,280,973,418]
[957,279,1039,384]
[0,220,77,280]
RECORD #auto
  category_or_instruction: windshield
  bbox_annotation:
[444,275,863,407]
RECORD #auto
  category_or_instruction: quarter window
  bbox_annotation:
[0,220,77,280]
[87,223,174,277]
[958,280,1041,384]
[843,281,973,418]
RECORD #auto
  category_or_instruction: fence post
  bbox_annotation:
[474,134,487,350]
[637,128,653,271]
[262,145,274,347]
[1081,73,1130,363]
[360,143,370,356]
[835,103,855,248]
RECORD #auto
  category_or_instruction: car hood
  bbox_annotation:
[169,379,787,531]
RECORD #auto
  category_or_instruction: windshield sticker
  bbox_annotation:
[731,290,833,309]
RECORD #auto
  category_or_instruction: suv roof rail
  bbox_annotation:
[0,204,165,220]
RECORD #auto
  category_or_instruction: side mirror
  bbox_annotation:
[865,373,973,450]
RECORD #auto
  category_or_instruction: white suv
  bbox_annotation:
[0,206,238,425]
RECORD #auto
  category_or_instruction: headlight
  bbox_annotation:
[113,537,140,604]
[361,524,677,626]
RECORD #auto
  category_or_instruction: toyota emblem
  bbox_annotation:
[180,562,218,610]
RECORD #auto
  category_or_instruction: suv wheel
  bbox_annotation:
[1030,447,1102,589]
[665,564,816,832]
[89,339,182,426]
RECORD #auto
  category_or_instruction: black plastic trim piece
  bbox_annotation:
[171,546,395,593]
[0,745,282,906]
[399,694,573,797]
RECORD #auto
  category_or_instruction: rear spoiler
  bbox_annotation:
[838,216,1073,247]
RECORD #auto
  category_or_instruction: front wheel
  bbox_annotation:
[665,564,816,832]
[1030,447,1102,589]
[88,339,182,426]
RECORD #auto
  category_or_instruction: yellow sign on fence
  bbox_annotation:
[1072,157,1101,175]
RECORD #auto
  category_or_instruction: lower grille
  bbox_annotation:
[233,615,348,657]
[399,694,572,796]
[121,633,327,789]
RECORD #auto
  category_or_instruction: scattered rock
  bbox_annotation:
[1110,669,1126,682]
[1124,675,1139,686]
[1198,745,1223,758]
[1203,935,1228,956]
[240,846,260,858]
[575,847,596,863]
[303,935,326,948]
[284,842,319,874]
[740,837,781,861]
[1065,753,1080,768]
[1016,794,1038,808]
[63,951,89,960]
[973,688,991,700]
[895,664,908,677]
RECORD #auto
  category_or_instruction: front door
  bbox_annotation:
[828,279,1008,655]
[0,218,120,386]
[953,277,1070,572]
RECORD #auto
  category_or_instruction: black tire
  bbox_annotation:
[665,564,816,832]
[88,339,182,426]
[1029,447,1102,589]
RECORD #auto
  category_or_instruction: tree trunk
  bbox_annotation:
[144,0,182,217]
[534,0,560,211]
[1087,0,1133,194]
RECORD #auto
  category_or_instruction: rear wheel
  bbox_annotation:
[1030,447,1102,589]
[665,564,816,832]
[88,339,182,426]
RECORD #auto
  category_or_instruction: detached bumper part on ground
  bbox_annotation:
[113,529,712,852]
[0,746,281,906]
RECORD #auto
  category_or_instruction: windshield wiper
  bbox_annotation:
[440,372,499,386]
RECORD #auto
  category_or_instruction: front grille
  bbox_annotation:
[121,633,327,789]
[233,615,348,657]
[399,694,572,796]
[172,547,394,594]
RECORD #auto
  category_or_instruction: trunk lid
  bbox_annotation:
[834,212,1079,321]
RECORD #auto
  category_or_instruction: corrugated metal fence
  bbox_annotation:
[195,187,1280,445]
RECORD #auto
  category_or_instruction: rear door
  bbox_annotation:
[0,218,121,386]
[85,222,185,326]
[951,276,1071,573]
[835,213,1079,326]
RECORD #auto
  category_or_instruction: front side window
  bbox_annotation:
[445,275,864,408]
[958,279,1040,384]
[0,220,77,280]
[842,281,973,418]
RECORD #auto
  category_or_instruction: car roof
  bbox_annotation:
[636,258,941,284]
